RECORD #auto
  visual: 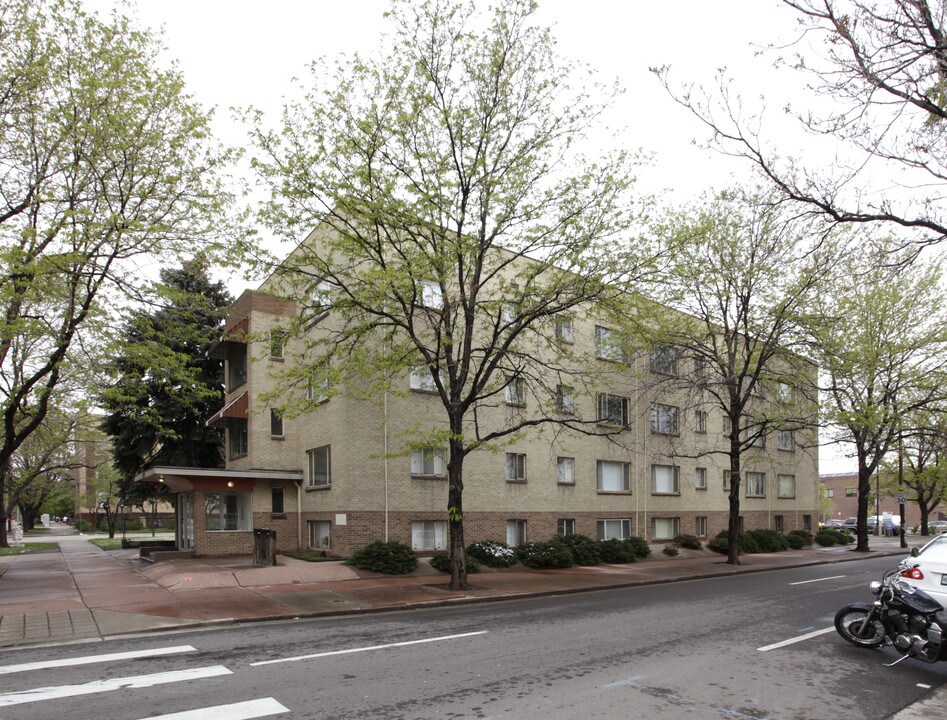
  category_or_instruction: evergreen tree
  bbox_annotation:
[100,258,233,505]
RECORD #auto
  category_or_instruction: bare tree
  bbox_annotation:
[655,1,947,249]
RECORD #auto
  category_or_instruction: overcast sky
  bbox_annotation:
[88,0,852,474]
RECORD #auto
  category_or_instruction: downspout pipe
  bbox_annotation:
[295,480,303,550]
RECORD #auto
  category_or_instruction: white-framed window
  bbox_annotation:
[308,520,331,549]
[554,317,573,344]
[723,469,733,492]
[269,329,285,358]
[308,365,330,404]
[774,515,784,532]
[695,410,707,434]
[845,486,857,497]
[651,464,680,494]
[695,516,708,538]
[595,326,624,362]
[412,520,447,550]
[598,393,629,426]
[556,456,575,485]
[229,419,248,458]
[742,423,766,448]
[270,410,284,438]
[502,301,519,324]
[824,488,835,499]
[308,445,331,487]
[507,519,527,546]
[777,429,794,451]
[555,384,574,413]
[557,518,575,537]
[410,449,446,477]
[746,471,766,497]
[506,452,526,482]
[650,403,680,435]
[419,279,442,308]
[409,366,438,392]
[778,474,796,498]
[205,491,251,531]
[778,382,793,402]
[597,460,630,492]
[650,345,678,375]
[695,466,707,490]
[722,415,732,435]
[597,518,630,540]
[803,515,812,531]
[651,516,680,540]
[311,279,333,321]
[505,376,525,406]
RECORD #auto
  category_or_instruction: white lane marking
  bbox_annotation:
[758,627,835,652]
[0,665,232,707]
[251,630,488,666]
[142,697,289,719]
[918,683,932,689]
[0,645,198,676]
[789,575,846,586]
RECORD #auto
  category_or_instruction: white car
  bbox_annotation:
[900,535,947,608]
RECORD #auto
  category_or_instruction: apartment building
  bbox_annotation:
[139,226,820,557]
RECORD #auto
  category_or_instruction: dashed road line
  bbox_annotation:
[0,645,197,675]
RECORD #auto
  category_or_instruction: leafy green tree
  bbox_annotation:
[643,189,832,564]
[248,0,653,589]
[812,240,947,550]
[0,0,230,546]
[100,259,232,501]
[883,416,947,536]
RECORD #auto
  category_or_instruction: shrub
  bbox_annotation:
[346,540,418,574]
[786,530,812,549]
[662,544,679,556]
[738,532,761,554]
[74,519,95,532]
[515,540,574,569]
[429,552,480,573]
[599,538,636,563]
[815,528,854,547]
[559,534,602,566]
[466,541,518,568]
[745,528,789,553]
[785,533,806,550]
[625,536,651,559]
[707,536,730,554]
[673,534,702,550]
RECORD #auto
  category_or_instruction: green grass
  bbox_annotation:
[283,549,337,562]
[24,528,51,535]
[0,543,58,555]
[88,538,122,550]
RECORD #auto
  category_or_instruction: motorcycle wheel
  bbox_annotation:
[834,605,886,648]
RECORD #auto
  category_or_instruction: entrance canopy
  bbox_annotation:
[136,466,303,494]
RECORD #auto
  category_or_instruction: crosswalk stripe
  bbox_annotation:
[141,697,290,719]
[0,645,198,676]
[0,665,232,706]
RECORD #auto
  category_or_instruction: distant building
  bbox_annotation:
[819,472,937,529]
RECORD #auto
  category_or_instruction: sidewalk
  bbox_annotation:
[0,526,916,649]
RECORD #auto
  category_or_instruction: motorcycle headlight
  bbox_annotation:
[869,580,882,595]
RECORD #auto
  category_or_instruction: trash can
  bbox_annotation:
[252,528,277,566]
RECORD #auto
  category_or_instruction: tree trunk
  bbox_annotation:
[447,435,468,591]
[726,436,742,566]
[855,452,872,552]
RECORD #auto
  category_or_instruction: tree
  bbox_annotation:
[655,0,947,249]
[100,258,233,501]
[0,0,229,546]
[885,414,947,535]
[811,240,947,550]
[248,0,652,589]
[641,189,830,564]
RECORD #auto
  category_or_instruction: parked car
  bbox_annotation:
[840,517,858,531]
[927,520,947,534]
[822,520,844,529]
[899,534,947,607]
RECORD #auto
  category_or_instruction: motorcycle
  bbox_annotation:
[835,562,946,666]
